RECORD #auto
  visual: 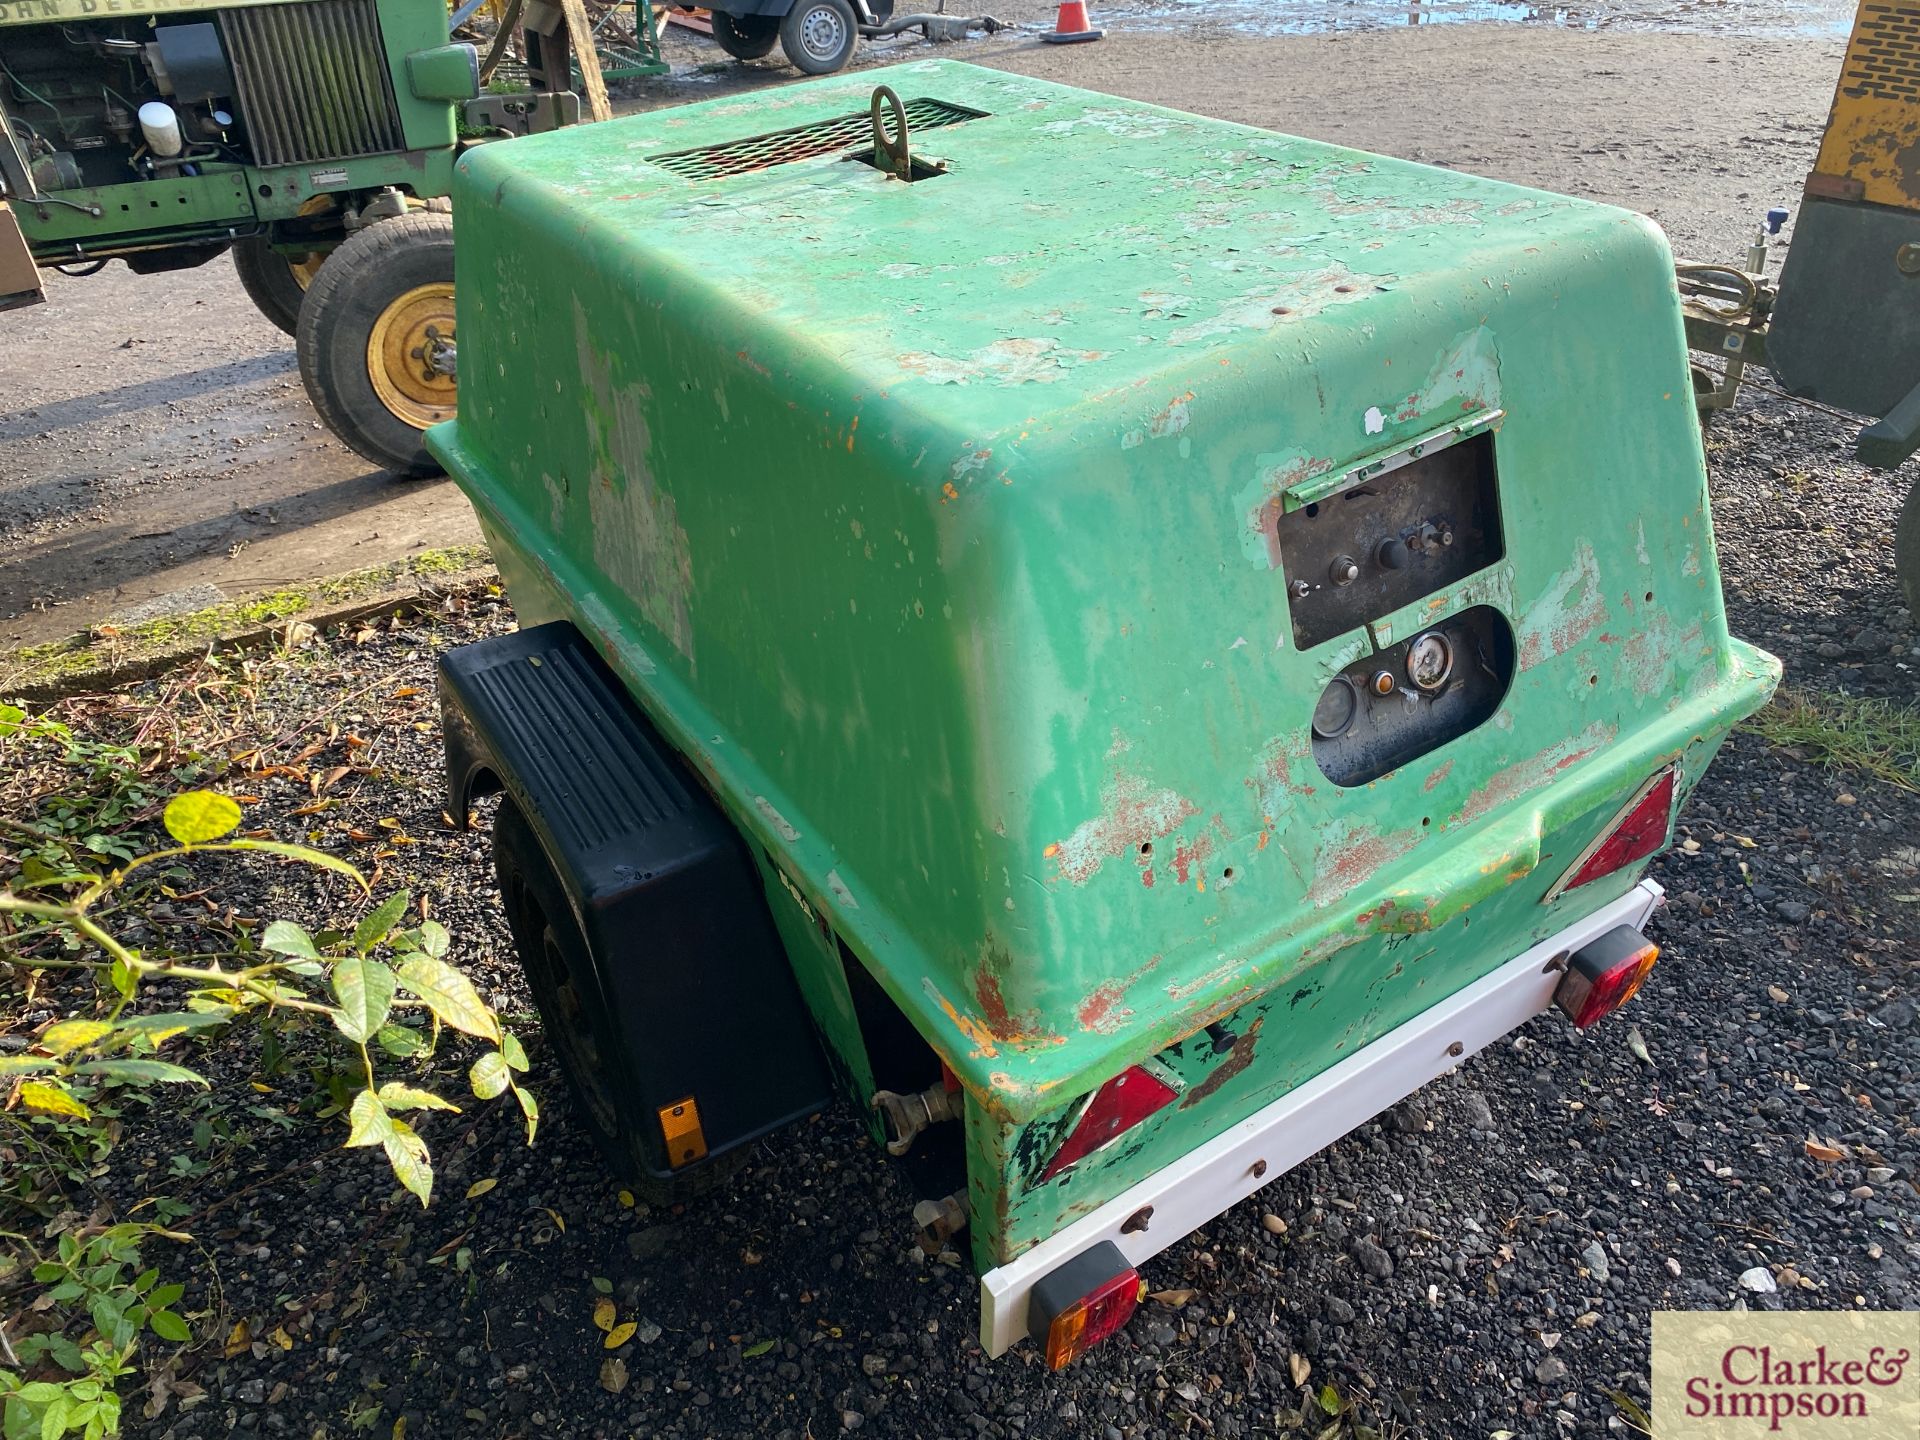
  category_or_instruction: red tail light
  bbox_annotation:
[1029,1242,1143,1368]
[1554,925,1659,1028]
[1554,767,1677,897]
[1039,1064,1181,1183]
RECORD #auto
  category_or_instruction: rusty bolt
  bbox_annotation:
[1121,1205,1154,1234]
[1250,1159,1268,1179]
[1446,1041,1464,1058]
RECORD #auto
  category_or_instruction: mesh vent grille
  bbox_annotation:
[649,98,987,181]
[1842,3,1920,101]
[219,0,406,168]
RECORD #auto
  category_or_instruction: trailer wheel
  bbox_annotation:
[233,237,324,337]
[492,798,744,1203]
[1897,480,1920,616]
[712,10,780,59]
[295,211,455,477]
[780,0,857,74]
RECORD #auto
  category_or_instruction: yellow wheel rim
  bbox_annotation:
[289,253,325,290]
[366,282,457,430]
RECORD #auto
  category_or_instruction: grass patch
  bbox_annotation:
[0,544,492,692]
[1744,688,1920,794]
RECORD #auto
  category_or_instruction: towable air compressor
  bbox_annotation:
[431,64,1779,1366]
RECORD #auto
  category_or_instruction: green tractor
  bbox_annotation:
[0,0,584,474]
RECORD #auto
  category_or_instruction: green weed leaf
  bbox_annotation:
[345,1088,393,1149]
[69,1060,207,1086]
[397,956,499,1043]
[163,791,242,845]
[375,1023,429,1058]
[35,1020,110,1057]
[469,1052,510,1100]
[377,1082,461,1114]
[500,1031,529,1072]
[148,1309,191,1343]
[260,920,319,959]
[383,1116,433,1206]
[353,890,411,953]
[18,1079,88,1119]
[221,839,367,891]
[330,958,396,1044]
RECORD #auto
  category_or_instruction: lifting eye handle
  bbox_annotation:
[870,85,911,182]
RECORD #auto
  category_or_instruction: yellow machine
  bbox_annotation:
[1807,2,1920,213]
[1682,1,1920,608]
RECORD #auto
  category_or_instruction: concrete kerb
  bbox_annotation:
[0,545,498,703]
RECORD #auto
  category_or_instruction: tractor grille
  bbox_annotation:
[1842,3,1920,102]
[219,0,406,169]
[649,98,988,181]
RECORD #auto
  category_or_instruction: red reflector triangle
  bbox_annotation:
[1562,767,1677,894]
[1040,1066,1180,1183]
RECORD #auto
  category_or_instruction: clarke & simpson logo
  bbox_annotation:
[1654,1312,1920,1438]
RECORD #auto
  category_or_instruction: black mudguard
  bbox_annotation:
[439,621,830,1177]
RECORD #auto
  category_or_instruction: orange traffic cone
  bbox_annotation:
[1041,0,1104,43]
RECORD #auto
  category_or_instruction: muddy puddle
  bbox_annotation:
[1108,0,1853,38]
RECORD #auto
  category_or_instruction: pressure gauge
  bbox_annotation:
[1407,630,1454,692]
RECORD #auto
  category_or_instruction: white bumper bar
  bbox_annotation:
[978,879,1664,1357]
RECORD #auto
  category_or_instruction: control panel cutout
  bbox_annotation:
[1311,604,1515,787]
[1276,429,1503,651]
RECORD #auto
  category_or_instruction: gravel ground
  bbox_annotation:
[0,383,1912,1440]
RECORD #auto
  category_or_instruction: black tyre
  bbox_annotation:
[295,211,455,477]
[779,0,857,74]
[711,9,780,59]
[492,799,744,1203]
[233,237,323,336]
[1897,479,1920,618]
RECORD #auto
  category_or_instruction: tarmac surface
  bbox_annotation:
[0,9,1848,649]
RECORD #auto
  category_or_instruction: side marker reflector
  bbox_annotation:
[659,1095,707,1168]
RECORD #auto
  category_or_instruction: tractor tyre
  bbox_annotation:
[233,236,324,337]
[492,798,747,1204]
[712,10,780,59]
[295,211,455,478]
[780,0,857,74]
[1897,479,1920,617]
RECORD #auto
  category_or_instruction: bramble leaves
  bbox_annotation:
[345,1088,393,1149]
[352,890,411,954]
[162,791,242,846]
[18,1080,88,1119]
[2,748,536,1435]
[69,1060,205,1086]
[469,1052,511,1101]
[330,958,396,1045]
[377,1082,460,1114]
[261,920,319,959]
[220,839,367,891]
[397,956,499,1043]
[35,1020,110,1057]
